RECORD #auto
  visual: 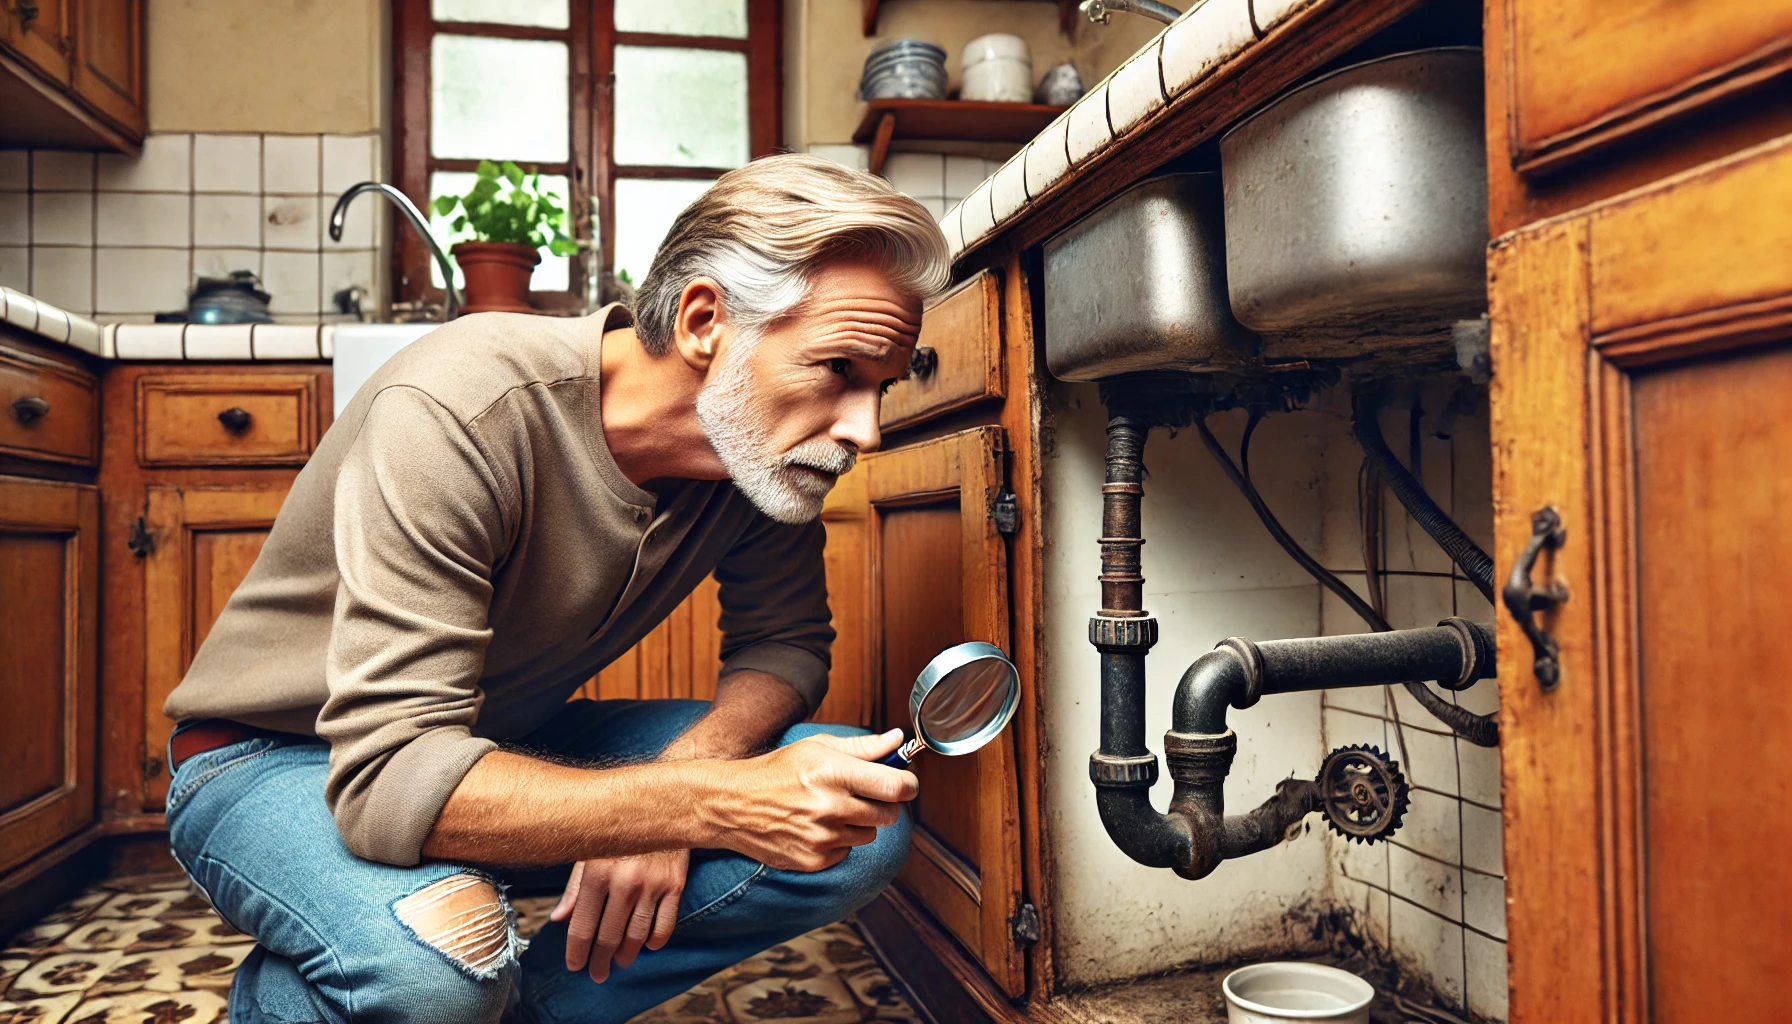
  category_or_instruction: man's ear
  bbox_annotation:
[673,278,726,373]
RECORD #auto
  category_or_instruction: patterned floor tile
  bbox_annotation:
[6,878,923,1024]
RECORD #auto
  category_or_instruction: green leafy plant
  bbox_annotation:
[432,160,579,256]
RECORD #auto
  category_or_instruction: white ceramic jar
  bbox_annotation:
[960,33,1032,103]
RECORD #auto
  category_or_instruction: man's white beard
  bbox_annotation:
[695,340,857,524]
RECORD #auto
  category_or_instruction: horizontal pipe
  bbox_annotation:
[1255,626,1472,695]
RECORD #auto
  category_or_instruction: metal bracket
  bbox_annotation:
[127,515,156,558]
[1502,505,1568,689]
[990,487,1019,536]
[908,345,937,381]
[1009,903,1041,945]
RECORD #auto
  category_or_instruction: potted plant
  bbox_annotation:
[432,160,579,314]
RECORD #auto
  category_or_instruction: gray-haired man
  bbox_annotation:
[160,154,950,1024]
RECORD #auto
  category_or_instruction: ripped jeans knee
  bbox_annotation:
[392,873,519,982]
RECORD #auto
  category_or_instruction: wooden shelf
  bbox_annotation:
[852,99,1069,175]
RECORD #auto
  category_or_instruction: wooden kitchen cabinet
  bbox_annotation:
[96,363,330,822]
[0,0,144,151]
[0,475,99,876]
[859,425,1026,998]
[1,0,72,84]
[1490,124,1792,1024]
[138,483,292,806]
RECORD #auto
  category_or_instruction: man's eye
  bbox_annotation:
[827,358,851,376]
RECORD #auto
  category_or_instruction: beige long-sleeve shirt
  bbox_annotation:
[165,305,833,866]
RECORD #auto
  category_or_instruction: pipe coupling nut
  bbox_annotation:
[1438,616,1496,690]
[1090,751,1159,788]
[1089,615,1159,653]
[1164,729,1238,786]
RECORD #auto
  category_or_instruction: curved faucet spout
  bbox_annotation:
[330,182,462,321]
[1080,0,1181,25]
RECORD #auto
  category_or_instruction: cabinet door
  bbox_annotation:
[1504,0,1792,176]
[0,476,97,874]
[71,0,145,136]
[1490,137,1792,1023]
[140,484,289,807]
[861,425,1024,997]
[0,0,73,84]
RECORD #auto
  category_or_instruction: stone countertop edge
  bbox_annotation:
[2,286,339,363]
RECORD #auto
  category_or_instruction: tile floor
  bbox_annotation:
[1,874,922,1024]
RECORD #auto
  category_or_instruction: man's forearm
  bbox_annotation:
[420,671,806,864]
[659,670,807,761]
[420,751,731,865]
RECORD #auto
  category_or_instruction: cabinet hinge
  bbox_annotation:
[990,487,1020,536]
[1009,902,1040,945]
[128,515,156,558]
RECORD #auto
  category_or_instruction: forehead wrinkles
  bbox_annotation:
[804,294,922,334]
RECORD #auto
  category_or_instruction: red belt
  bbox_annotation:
[169,719,282,772]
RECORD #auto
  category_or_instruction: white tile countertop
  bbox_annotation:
[939,0,1314,264]
[2,285,335,361]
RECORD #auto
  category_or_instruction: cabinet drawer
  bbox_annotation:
[881,271,1004,431]
[0,346,99,467]
[137,373,321,467]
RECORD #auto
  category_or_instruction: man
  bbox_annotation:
[161,154,951,1024]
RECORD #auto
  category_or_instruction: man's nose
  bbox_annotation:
[832,391,883,454]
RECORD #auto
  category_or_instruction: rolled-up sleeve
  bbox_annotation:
[315,386,509,865]
[713,512,834,713]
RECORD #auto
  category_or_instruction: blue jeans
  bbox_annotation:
[164,700,911,1024]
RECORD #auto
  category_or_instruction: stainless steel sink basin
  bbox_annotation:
[1220,47,1487,368]
[1042,173,1259,382]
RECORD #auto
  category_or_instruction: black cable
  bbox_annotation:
[1353,391,1496,603]
[1201,412,1500,747]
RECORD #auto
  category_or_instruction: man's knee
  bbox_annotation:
[392,874,517,981]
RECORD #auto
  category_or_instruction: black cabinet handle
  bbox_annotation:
[1502,505,1569,689]
[217,406,253,433]
[10,395,49,426]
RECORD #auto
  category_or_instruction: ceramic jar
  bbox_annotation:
[961,34,1032,103]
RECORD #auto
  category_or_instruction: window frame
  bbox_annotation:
[393,0,781,314]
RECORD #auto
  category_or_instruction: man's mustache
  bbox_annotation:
[783,443,857,477]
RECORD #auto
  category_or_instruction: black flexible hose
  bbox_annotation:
[1352,392,1496,602]
[1197,413,1500,747]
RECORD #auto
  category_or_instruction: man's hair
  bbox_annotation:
[633,153,951,355]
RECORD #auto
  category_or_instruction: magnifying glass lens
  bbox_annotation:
[919,659,1015,745]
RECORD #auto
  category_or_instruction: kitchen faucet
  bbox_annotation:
[1080,0,1182,25]
[329,182,463,321]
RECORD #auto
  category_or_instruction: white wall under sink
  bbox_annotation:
[1039,377,1506,1022]
[330,322,440,418]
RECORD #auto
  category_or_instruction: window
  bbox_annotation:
[394,0,779,313]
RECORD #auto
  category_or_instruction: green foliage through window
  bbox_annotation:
[431,160,579,256]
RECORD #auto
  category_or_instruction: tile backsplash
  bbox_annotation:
[0,133,383,323]
[806,145,1001,222]
[1315,379,1508,1023]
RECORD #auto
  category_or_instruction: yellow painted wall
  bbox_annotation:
[784,0,1162,150]
[147,0,386,134]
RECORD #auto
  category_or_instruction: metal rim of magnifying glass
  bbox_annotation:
[909,641,1021,756]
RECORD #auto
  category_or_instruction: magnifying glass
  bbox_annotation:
[879,641,1020,768]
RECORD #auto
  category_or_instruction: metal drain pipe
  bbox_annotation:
[1087,409,1497,879]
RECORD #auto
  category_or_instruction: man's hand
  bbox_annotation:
[708,729,917,872]
[552,849,689,982]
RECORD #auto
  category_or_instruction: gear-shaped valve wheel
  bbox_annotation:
[1318,744,1410,843]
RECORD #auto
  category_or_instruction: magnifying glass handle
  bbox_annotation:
[879,735,926,769]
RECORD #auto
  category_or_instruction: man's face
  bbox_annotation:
[694,260,922,523]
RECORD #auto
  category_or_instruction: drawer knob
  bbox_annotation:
[909,345,937,381]
[217,406,253,433]
[10,395,49,426]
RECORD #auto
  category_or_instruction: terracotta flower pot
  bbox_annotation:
[452,241,541,314]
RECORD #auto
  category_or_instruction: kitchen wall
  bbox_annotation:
[1314,378,1506,1023]
[0,0,388,322]
[788,0,1162,206]
[1040,375,1507,1022]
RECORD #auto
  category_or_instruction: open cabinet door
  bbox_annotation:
[1490,136,1792,1023]
[861,425,1024,997]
